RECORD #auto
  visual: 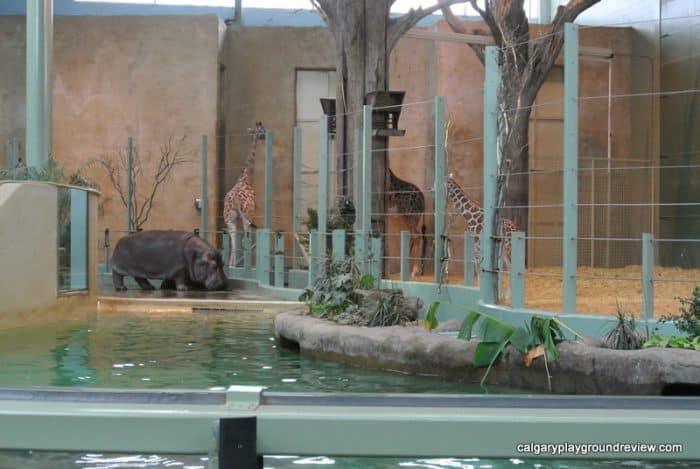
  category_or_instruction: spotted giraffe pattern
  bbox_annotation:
[223,122,265,267]
[387,167,426,276]
[446,173,518,271]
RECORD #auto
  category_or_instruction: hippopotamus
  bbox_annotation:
[111,230,228,291]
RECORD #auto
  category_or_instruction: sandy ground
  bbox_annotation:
[388,265,700,318]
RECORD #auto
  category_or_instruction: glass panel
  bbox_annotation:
[58,188,88,292]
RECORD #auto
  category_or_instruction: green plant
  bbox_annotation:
[643,335,700,351]
[422,301,440,330]
[659,286,700,338]
[455,307,582,391]
[603,305,647,350]
[299,258,364,319]
[0,156,97,189]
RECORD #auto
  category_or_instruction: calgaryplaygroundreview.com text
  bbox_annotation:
[516,442,684,456]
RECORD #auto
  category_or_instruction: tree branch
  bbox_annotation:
[438,0,498,65]
[388,0,468,52]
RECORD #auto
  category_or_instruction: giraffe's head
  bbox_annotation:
[247,121,266,142]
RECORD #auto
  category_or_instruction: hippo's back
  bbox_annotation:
[112,230,190,278]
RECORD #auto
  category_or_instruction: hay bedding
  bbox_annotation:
[388,266,700,318]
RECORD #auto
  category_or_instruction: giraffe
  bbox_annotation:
[223,122,266,267]
[387,167,426,277]
[446,173,519,276]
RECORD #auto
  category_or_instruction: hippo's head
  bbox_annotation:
[193,250,228,290]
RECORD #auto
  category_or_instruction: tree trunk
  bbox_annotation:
[329,0,391,239]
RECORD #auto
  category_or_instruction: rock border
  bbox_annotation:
[274,309,700,395]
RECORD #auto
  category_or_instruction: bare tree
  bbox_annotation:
[311,0,466,231]
[90,136,192,230]
[439,0,600,234]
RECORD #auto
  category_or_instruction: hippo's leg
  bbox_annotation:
[135,277,155,290]
[112,272,127,291]
[160,278,176,290]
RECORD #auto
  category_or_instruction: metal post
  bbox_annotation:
[511,231,526,309]
[292,127,302,270]
[370,235,382,287]
[200,134,208,242]
[353,126,363,234]
[264,130,273,230]
[274,232,285,288]
[126,137,133,233]
[308,230,318,285]
[400,230,410,282]
[563,23,579,315]
[103,228,111,273]
[481,46,499,305]
[642,233,655,321]
[235,230,244,269]
[256,229,270,285]
[357,105,373,274]
[221,230,230,273]
[26,0,52,169]
[464,232,474,287]
[434,96,446,283]
[70,189,88,289]
[318,117,329,262]
[332,229,345,264]
[243,229,252,278]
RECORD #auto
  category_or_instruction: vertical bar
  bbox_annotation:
[400,230,410,282]
[308,230,318,285]
[332,229,346,264]
[256,229,270,285]
[563,23,579,315]
[243,229,252,278]
[26,0,52,169]
[126,137,133,233]
[292,127,302,270]
[357,105,373,273]
[264,130,273,230]
[510,231,525,309]
[642,233,655,321]
[464,232,474,287]
[234,0,242,23]
[481,46,499,305]
[235,230,244,269]
[353,126,363,233]
[103,228,111,273]
[318,118,329,261]
[274,232,285,288]
[370,235,382,287]
[538,0,552,24]
[221,230,230,272]
[434,96,446,283]
[200,134,208,242]
[218,417,260,469]
[70,189,88,290]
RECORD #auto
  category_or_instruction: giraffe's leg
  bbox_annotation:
[472,237,481,280]
[225,220,238,268]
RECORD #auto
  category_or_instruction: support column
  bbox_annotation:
[318,117,329,262]
[332,229,345,264]
[400,230,410,282]
[200,135,208,242]
[26,0,53,169]
[274,232,285,288]
[292,127,302,270]
[356,105,373,274]
[642,233,655,321]
[562,23,579,315]
[434,96,446,283]
[264,130,273,230]
[481,46,499,305]
[510,231,526,309]
[126,137,133,233]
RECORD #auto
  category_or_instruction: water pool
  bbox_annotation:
[0,310,693,468]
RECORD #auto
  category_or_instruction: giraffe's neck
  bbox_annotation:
[446,177,483,232]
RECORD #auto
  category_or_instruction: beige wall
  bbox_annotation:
[0,181,98,329]
[1,15,222,253]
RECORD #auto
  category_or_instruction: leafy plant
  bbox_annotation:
[659,286,700,338]
[299,257,363,320]
[603,305,647,350]
[422,301,440,330]
[0,155,97,189]
[643,335,700,351]
[455,307,582,391]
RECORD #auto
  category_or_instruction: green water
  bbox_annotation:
[0,311,693,469]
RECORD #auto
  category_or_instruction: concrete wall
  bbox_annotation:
[0,181,98,330]
[0,15,222,253]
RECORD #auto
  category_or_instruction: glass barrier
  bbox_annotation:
[58,187,88,292]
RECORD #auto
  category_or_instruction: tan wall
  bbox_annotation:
[0,181,98,329]
[0,15,222,253]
